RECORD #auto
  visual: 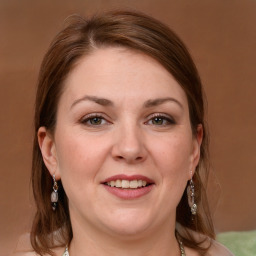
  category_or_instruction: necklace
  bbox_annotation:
[178,239,186,256]
[62,239,186,256]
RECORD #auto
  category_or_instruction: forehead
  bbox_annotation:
[61,47,188,107]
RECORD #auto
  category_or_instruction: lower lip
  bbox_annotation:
[103,184,154,199]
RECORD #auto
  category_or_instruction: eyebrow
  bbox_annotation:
[70,95,183,110]
[143,97,183,109]
[70,95,114,109]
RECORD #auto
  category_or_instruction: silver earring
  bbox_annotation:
[187,178,197,215]
[51,174,58,211]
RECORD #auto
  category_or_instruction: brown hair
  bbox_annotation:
[31,10,215,256]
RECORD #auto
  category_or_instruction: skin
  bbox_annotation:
[38,47,203,256]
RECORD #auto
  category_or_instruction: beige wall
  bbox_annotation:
[1,0,256,255]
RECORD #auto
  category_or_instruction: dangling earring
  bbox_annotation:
[187,177,197,215]
[51,174,58,211]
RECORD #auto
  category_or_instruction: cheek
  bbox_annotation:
[145,133,192,218]
[54,132,111,217]
[149,131,193,204]
[54,130,108,190]
[151,133,192,175]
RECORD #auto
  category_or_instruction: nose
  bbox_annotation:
[111,123,147,164]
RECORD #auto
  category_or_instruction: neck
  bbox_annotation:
[69,215,180,256]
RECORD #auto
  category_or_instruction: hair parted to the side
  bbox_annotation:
[31,10,214,256]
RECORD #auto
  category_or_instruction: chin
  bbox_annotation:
[106,223,151,239]
[98,209,153,238]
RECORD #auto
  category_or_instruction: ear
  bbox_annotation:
[38,127,60,180]
[189,124,203,178]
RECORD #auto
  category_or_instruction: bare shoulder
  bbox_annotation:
[206,239,234,256]
[176,224,234,256]
[183,237,234,256]
[11,233,35,256]
[11,248,65,256]
[11,233,65,256]
[10,250,65,256]
[10,252,37,256]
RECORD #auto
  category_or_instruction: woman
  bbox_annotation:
[15,10,234,256]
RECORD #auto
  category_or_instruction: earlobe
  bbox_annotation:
[38,127,60,179]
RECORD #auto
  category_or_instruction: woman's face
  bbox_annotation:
[40,47,202,238]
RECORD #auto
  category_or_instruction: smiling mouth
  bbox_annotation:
[104,179,152,189]
[102,175,154,199]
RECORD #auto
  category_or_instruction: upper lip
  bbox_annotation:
[101,174,154,184]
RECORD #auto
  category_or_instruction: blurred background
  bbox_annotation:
[1,0,255,255]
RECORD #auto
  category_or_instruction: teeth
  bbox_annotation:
[122,180,130,188]
[115,179,122,187]
[106,180,149,189]
[129,180,138,188]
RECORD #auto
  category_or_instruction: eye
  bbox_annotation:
[146,114,175,126]
[80,114,109,126]
[88,117,104,125]
[152,117,165,125]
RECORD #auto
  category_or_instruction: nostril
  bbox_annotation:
[112,142,147,163]
[114,155,144,163]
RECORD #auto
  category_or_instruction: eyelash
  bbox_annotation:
[80,113,175,127]
[80,113,109,126]
[145,113,175,126]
